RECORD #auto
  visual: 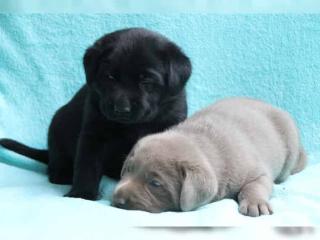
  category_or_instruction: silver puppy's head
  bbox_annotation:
[112,132,217,213]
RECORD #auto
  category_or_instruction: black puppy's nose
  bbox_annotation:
[113,101,131,115]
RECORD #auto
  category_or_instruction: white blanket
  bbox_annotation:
[0,149,319,235]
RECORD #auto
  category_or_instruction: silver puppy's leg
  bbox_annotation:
[237,174,273,217]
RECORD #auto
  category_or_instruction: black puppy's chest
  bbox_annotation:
[102,123,167,179]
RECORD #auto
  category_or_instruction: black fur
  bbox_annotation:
[0,28,192,200]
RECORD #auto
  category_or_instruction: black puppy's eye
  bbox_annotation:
[106,74,115,81]
[149,179,161,188]
[139,74,146,79]
[139,75,155,91]
[140,81,155,92]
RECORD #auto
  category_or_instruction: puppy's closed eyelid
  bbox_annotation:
[139,75,154,84]
[145,171,160,180]
[140,70,163,85]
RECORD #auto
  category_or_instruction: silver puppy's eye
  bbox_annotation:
[149,179,161,188]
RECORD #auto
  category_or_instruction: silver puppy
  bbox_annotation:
[112,97,307,216]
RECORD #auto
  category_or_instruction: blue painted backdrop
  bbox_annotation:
[1,1,320,13]
[0,14,319,165]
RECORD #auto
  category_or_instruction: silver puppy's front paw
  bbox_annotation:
[238,199,273,217]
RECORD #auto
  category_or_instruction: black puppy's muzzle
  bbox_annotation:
[101,95,148,123]
[111,99,133,123]
[101,94,133,121]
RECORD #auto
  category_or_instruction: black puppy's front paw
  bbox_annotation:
[64,189,98,200]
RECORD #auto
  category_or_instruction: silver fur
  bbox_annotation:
[113,97,307,217]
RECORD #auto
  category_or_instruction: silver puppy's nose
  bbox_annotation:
[113,196,128,209]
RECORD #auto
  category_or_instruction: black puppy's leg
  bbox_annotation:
[65,134,105,200]
[47,133,74,185]
[48,154,73,185]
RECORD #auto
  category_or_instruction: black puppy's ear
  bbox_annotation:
[165,44,192,95]
[83,45,102,84]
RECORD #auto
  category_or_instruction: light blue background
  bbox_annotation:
[1,1,320,13]
[0,14,319,158]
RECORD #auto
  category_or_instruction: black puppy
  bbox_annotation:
[0,28,191,200]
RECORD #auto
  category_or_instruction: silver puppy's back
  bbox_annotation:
[176,97,305,183]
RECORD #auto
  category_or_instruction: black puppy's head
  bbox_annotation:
[83,28,191,124]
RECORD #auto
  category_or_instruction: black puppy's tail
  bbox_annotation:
[0,138,48,164]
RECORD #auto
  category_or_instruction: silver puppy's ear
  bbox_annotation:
[180,163,217,211]
[120,149,135,177]
[120,159,128,178]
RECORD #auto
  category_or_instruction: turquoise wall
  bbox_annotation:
[1,1,320,13]
[0,14,319,157]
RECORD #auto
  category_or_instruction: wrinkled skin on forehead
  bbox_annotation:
[113,139,184,212]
